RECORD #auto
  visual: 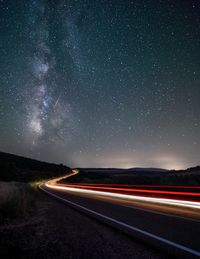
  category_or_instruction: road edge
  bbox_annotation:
[39,184,200,259]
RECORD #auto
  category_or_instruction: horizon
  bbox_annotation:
[0,1,199,169]
[1,150,199,171]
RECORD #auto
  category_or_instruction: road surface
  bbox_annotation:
[39,173,200,259]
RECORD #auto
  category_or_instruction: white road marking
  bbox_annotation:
[40,185,200,257]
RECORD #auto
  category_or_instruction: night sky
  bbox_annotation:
[0,0,199,169]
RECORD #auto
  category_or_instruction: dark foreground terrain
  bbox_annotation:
[0,151,199,258]
[0,183,168,259]
[0,152,169,258]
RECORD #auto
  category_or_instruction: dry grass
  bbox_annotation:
[0,181,37,225]
[0,181,45,258]
[0,182,168,259]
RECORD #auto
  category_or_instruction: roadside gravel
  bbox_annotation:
[0,192,169,259]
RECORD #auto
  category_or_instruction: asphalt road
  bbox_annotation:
[40,183,200,259]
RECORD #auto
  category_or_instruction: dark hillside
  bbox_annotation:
[0,152,71,182]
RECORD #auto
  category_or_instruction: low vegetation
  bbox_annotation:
[0,181,50,259]
[0,181,38,225]
[0,151,72,258]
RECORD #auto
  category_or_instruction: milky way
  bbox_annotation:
[26,0,79,147]
[0,0,200,169]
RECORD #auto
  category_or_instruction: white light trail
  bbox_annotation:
[45,180,200,210]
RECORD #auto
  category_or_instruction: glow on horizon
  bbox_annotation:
[74,153,187,170]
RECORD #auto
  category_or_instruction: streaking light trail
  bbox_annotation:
[52,183,200,198]
[45,172,200,210]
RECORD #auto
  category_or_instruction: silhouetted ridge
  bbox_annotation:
[63,165,200,186]
[0,151,71,182]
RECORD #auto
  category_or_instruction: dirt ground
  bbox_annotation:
[0,191,170,259]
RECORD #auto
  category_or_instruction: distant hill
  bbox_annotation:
[177,166,200,174]
[126,168,169,173]
[80,168,169,174]
[0,151,71,182]
[64,166,200,186]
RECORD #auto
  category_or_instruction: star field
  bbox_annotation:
[0,0,200,169]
